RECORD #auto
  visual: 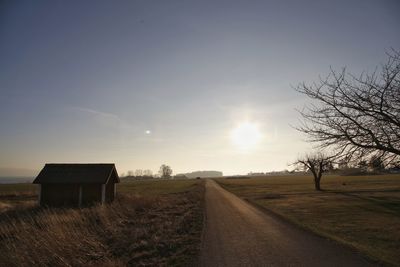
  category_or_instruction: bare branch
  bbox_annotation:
[295,50,400,165]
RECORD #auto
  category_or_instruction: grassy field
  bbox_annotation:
[119,179,201,196]
[0,179,205,266]
[216,174,400,266]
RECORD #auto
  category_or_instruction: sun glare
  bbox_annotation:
[230,122,262,150]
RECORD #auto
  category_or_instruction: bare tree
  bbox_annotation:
[143,169,153,177]
[134,169,143,177]
[358,160,368,171]
[369,155,385,172]
[159,164,173,179]
[294,153,333,191]
[295,49,400,165]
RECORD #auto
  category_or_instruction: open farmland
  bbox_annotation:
[0,179,204,266]
[215,174,400,266]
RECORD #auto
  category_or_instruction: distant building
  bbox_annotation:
[33,163,120,206]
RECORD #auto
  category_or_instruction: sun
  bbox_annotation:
[230,122,262,150]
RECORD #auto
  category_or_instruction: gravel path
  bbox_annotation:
[199,179,374,267]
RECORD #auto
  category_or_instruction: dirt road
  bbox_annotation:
[199,179,374,267]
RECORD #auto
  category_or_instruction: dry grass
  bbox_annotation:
[0,180,204,266]
[0,183,37,212]
[216,174,400,267]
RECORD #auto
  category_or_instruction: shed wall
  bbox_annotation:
[82,184,102,205]
[105,180,115,202]
[40,184,80,206]
[39,176,117,206]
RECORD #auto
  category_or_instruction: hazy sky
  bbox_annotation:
[1,0,399,176]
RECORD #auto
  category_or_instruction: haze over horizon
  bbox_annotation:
[1,0,399,176]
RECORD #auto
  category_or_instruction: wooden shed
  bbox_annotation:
[33,163,120,206]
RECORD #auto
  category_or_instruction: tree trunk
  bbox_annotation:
[310,169,322,191]
[314,177,321,191]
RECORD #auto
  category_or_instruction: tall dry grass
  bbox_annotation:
[0,182,204,266]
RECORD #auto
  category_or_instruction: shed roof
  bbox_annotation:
[33,163,120,184]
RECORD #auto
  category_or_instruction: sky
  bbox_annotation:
[0,0,399,176]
